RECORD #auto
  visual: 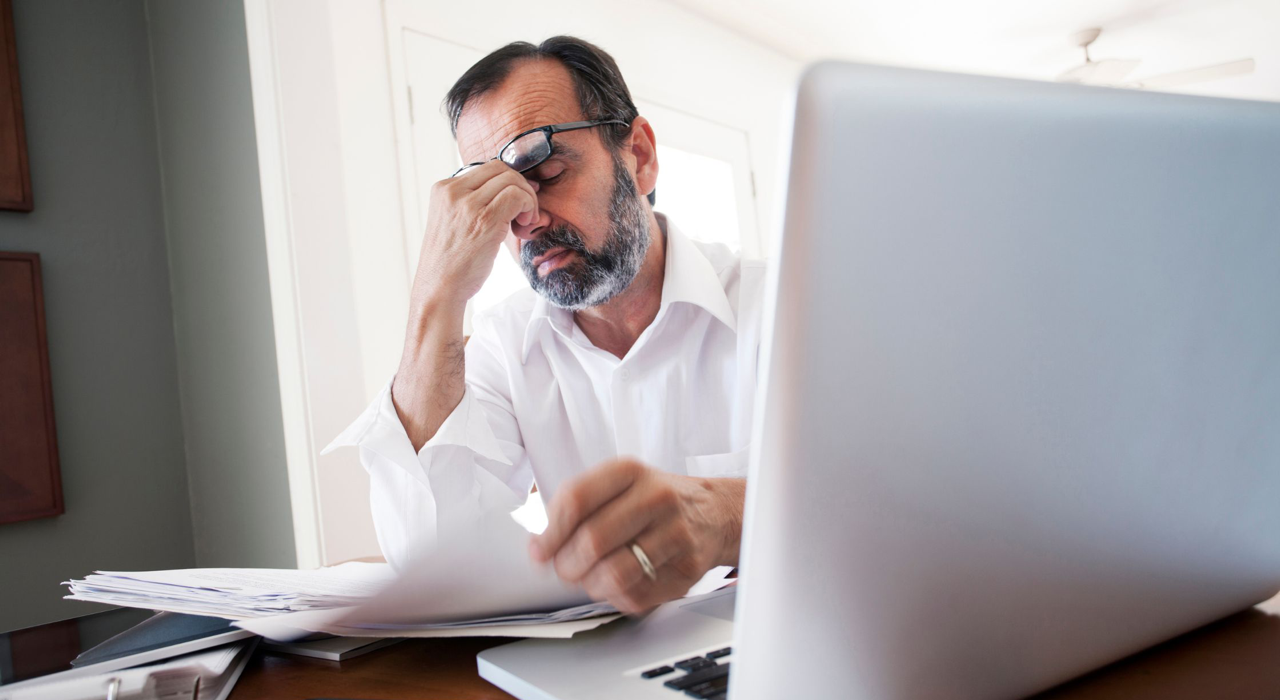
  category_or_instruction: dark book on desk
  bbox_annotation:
[72,611,254,668]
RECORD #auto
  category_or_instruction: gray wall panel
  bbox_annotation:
[0,0,195,633]
[144,0,296,569]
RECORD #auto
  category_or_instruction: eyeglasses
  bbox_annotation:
[451,118,630,178]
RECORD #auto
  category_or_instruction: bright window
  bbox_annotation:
[654,144,741,250]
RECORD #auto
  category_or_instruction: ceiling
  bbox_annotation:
[668,0,1280,102]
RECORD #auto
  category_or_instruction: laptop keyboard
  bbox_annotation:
[641,647,732,699]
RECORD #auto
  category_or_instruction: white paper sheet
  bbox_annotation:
[234,513,617,640]
[355,512,595,625]
[93,565,392,599]
[236,608,623,640]
[65,562,395,619]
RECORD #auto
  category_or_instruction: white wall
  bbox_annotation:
[247,0,801,564]
[245,0,408,567]
[670,0,1280,103]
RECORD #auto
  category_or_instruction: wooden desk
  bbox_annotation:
[231,594,1280,700]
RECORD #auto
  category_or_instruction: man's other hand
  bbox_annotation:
[529,460,746,615]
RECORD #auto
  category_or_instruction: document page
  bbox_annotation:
[347,512,593,626]
[92,563,393,599]
[65,563,395,618]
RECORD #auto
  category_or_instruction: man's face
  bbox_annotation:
[454,60,650,310]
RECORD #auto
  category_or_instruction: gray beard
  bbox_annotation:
[519,155,651,310]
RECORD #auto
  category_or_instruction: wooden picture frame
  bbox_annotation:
[0,252,63,524]
[0,0,31,211]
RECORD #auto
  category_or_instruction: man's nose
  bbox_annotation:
[511,181,548,241]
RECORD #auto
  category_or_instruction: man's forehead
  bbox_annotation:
[455,60,583,163]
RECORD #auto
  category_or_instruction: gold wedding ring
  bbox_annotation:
[630,542,657,581]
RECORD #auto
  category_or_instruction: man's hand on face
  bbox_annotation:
[413,160,539,310]
[529,460,746,615]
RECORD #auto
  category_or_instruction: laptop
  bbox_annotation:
[478,61,1280,700]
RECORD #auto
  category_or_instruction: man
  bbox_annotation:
[329,36,766,615]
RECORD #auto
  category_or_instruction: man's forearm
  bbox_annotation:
[392,298,468,451]
[708,477,747,567]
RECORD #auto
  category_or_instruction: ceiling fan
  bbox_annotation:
[1056,27,1255,89]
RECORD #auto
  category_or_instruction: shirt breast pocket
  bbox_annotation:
[684,448,750,479]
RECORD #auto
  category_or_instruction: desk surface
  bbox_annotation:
[230,594,1280,700]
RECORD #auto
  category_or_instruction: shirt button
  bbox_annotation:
[619,368,630,381]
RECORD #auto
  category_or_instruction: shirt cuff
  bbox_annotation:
[421,382,512,465]
[323,379,513,467]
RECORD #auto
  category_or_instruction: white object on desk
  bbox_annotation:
[0,639,256,700]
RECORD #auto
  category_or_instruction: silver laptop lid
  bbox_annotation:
[734,62,1280,700]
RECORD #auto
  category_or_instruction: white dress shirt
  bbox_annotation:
[326,216,767,568]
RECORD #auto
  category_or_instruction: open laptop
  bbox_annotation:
[478,61,1280,700]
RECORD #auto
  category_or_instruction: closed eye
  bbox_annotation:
[528,161,567,185]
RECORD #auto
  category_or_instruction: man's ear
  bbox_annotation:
[627,116,658,202]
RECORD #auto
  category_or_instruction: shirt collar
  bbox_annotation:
[520,214,737,363]
[656,215,738,333]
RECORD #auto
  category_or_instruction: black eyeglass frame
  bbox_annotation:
[450,118,630,178]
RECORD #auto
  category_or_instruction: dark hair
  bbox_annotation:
[444,36,655,205]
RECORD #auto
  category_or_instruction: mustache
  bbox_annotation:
[521,225,590,267]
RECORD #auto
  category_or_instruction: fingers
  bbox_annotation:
[551,481,678,582]
[581,549,696,615]
[414,160,537,311]
[576,512,694,594]
[434,161,539,229]
[448,158,508,187]
[578,529,658,604]
[532,460,644,564]
[531,462,721,615]
[484,184,538,232]
[470,168,539,226]
[620,562,702,614]
[624,515,696,573]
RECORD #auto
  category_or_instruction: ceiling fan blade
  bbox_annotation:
[1057,59,1142,86]
[1127,58,1256,89]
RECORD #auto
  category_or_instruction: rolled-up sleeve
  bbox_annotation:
[323,322,532,569]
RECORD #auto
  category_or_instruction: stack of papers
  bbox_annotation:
[239,514,629,640]
[238,598,620,641]
[378,599,617,630]
[65,563,395,620]
[65,514,629,640]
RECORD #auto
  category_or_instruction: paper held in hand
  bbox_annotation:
[239,513,627,640]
